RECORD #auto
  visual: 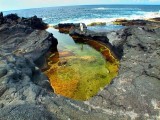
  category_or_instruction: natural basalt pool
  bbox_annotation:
[44,28,119,101]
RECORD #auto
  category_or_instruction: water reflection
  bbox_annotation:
[44,27,119,100]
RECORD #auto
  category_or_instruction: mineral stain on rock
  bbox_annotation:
[44,28,119,100]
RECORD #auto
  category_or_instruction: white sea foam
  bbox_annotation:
[93,7,109,10]
[60,11,160,26]
[124,11,160,20]
[93,7,141,11]
[76,18,114,25]
[42,17,48,20]
[60,18,114,25]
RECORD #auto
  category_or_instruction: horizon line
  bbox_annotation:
[2,4,160,12]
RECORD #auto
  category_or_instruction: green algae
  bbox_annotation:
[44,28,119,101]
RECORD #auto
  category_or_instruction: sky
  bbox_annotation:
[0,0,160,11]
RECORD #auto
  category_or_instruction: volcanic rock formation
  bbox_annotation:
[0,13,160,120]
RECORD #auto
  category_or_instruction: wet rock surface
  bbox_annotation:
[0,13,58,62]
[113,19,147,26]
[89,26,160,119]
[0,13,160,120]
[56,22,160,119]
[113,18,160,28]
[55,23,87,34]
[87,22,106,26]
[2,12,48,30]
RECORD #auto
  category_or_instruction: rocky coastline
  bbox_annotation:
[0,13,160,120]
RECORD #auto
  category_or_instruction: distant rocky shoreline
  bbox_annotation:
[0,12,160,120]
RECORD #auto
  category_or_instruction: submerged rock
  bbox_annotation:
[58,51,75,57]
[87,22,106,26]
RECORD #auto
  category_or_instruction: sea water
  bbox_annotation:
[3,5,160,32]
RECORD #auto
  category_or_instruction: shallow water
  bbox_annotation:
[44,28,119,100]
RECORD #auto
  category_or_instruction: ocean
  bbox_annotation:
[3,5,160,32]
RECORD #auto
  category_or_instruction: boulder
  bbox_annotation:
[57,23,87,33]
[87,22,106,26]
[0,24,57,62]
[4,13,20,21]
[1,13,48,30]
[0,13,58,63]
[113,19,146,26]
[55,23,75,33]
[148,17,160,22]
[20,16,48,30]
[69,24,108,44]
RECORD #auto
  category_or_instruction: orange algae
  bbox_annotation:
[47,69,79,97]
[44,29,119,101]
[86,40,116,63]
[44,43,119,101]
[45,57,119,100]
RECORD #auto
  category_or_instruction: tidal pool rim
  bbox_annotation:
[43,27,119,101]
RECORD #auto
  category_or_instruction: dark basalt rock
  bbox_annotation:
[89,26,160,119]
[0,13,160,120]
[55,23,75,33]
[113,19,147,26]
[87,22,106,26]
[56,23,87,33]
[69,23,107,43]
[4,13,20,21]
[113,18,160,29]
[0,12,4,25]
[0,12,58,63]
[149,17,160,22]
[20,16,48,30]
[0,24,57,62]
[0,13,59,119]
[58,23,75,28]
[1,13,48,30]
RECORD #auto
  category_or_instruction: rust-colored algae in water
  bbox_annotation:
[44,28,119,101]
